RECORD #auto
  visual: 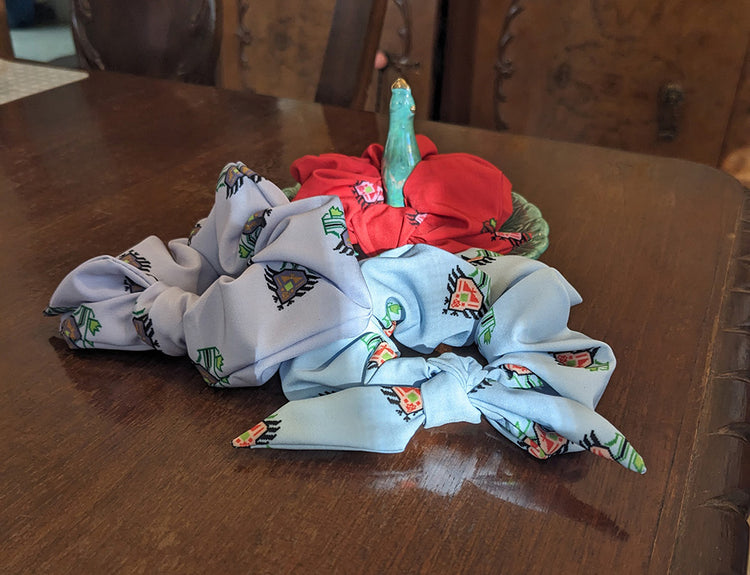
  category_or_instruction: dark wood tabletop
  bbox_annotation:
[1,70,747,574]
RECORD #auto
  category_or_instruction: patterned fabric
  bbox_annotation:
[290,136,521,257]
[44,161,643,473]
[233,245,646,474]
[45,162,371,386]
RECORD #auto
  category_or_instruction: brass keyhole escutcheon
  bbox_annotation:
[657,83,685,142]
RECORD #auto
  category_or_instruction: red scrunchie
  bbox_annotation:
[291,135,518,257]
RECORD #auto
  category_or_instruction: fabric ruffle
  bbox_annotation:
[45,161,643,474]
[291,135,521,257]
[233,245,645,474]
[45,162,372,386]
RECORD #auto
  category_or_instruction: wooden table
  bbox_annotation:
[1,70,747,574]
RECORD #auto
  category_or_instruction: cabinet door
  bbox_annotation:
[446,0,749,166]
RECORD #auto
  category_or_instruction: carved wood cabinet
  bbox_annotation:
[434,0,750,170]
[370,0,750,174]
[216,0,749,174]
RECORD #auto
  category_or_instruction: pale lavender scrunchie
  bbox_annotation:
[45,162,371,386]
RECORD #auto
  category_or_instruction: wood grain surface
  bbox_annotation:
[225,0,336,100]
[363,0,439,119]
[0,0,12,59]
[460,0,750,167]
[721,40,750,186]
[70,0,220,85]
[0,71,745,574]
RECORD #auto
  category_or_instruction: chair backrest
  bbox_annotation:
[0,2,14,59]
[217,0,387,109]
[71,0,221,85]
[70,0,386,109]
[315,0,388,108]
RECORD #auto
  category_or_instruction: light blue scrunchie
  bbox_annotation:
[233,244,645,474]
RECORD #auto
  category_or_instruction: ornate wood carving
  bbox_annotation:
[390,0,419,74]
[70,0,219,84]
[493,0,523,131]
[236,0,252,73]
[374,0,420,113]
[71,0,105,71]
[465,0,750,165]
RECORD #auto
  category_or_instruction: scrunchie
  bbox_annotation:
[233,244,645,474]
[291,136,522,257]
[45,162,371,386]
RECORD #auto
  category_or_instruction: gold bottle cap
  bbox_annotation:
[391,78,410,90]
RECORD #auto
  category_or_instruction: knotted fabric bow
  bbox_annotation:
[45,162,371,386]
[233,244,646,474]
[291,135,522,257]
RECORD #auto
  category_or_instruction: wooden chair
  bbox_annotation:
[70,0,387,109]
[316,0,388,108]
[218,0,387,109]
[71,0,221,85]
[0,1,14,59]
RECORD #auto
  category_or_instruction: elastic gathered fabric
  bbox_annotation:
[45,162,371,387]
[44,162,643,473]
[234,244,645,474]
[291,135,519,257]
